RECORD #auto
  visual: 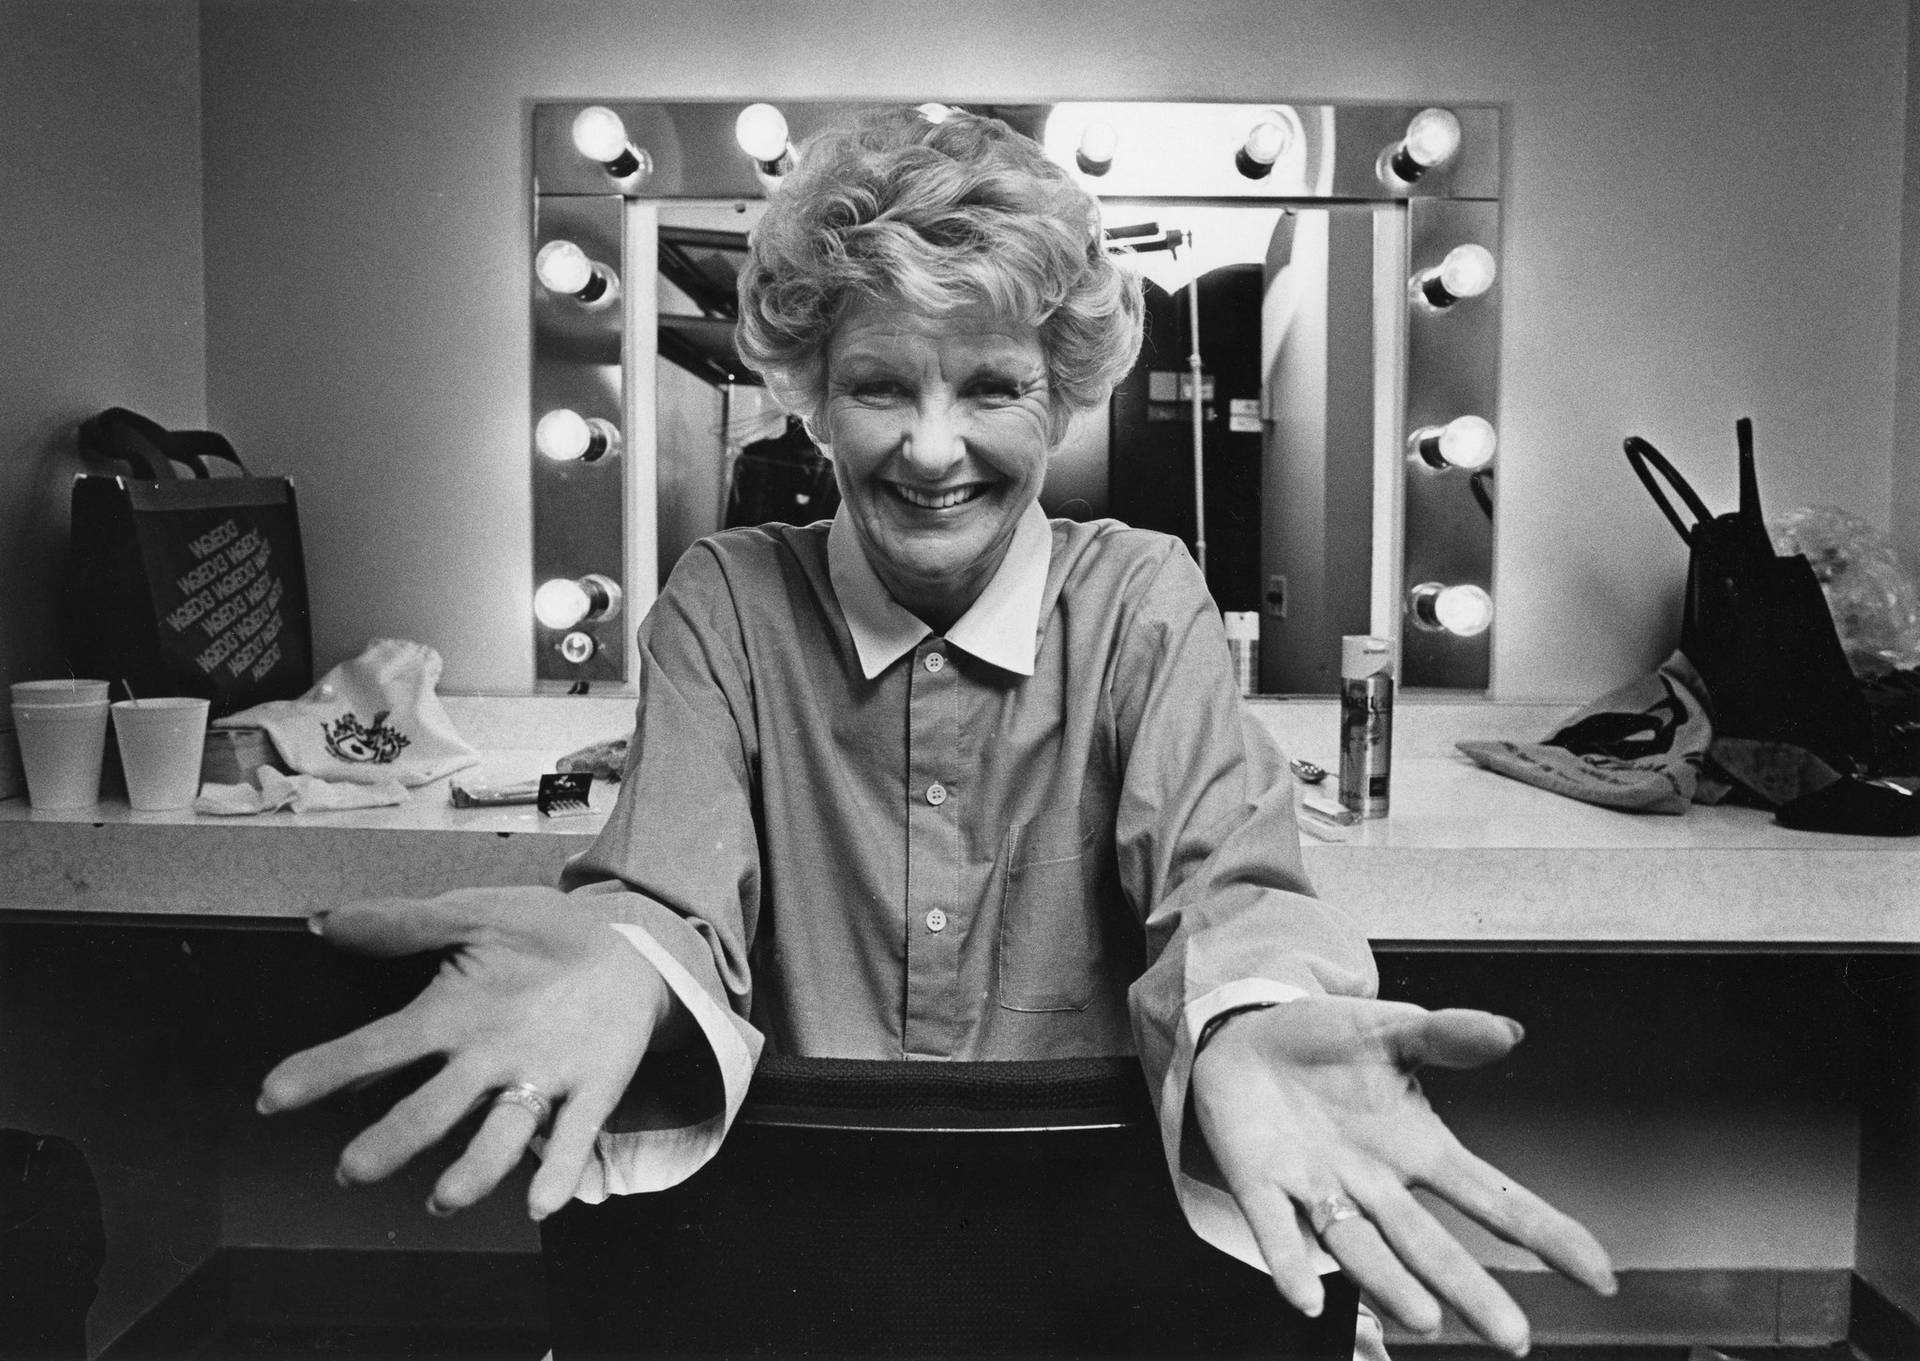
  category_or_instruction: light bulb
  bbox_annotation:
[1410,415,1498,471]
[535,239,592,294]
[535,409,620,462]
[1413,243,1497,309]
[534,574,622,630]
[1236,117,1292,178]
[1410,582,1494,637]
[735,103,790,164]
[571,106,628,163]
[535,239,616,304]
[916,102,955,124]
[1403,108,1463,168]
[1439,244,1497,298]
[1076,122,1118,175]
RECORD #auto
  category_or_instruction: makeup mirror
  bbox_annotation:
[530,100,1501,694]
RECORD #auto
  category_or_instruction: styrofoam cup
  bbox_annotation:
[11,679,111,707]
[11,699,111,809]
[111,698,211,811]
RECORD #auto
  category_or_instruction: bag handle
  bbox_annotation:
[1736,415,1763,522]
[1623,433,1713,545]
[76,407,248,480]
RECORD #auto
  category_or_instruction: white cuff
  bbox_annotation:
[569,921,762,1201]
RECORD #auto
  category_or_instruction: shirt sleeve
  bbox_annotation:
[554,541,768,1200]
[1109,540,1379,1273]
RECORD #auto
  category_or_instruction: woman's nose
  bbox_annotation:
[900,403,966,477]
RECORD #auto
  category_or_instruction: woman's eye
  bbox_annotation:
[850,381,905,401]
[970,380,1024,401]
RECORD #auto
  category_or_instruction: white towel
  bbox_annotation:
[212,638,478,787]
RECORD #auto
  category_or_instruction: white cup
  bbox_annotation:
[11,683,112,810]
[11,679,110,707]
[111,698,212,812]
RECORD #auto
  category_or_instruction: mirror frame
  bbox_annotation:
[528,100,1502,692]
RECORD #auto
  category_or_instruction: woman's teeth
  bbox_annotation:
[893,484,983,510]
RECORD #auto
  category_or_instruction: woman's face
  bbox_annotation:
[820,301,1056,628]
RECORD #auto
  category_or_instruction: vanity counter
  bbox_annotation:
[3,747,1913,951]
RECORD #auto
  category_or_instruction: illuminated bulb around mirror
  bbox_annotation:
[1075,122,1118,176]
[570,105,649,181]
[735,102,792,171]
[535,239,617,305]
[1413,243,1497,310]
[558,631,598,665]
[1381,107,1463,185]
[916,102,955,124]
[1235,117,1292,179]
[1409,582,1495,637]
[534,574,623,631]
[1409,415,1498,471]
[535,408,622,463]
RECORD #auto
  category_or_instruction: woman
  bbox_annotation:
[260,107,1614,1356]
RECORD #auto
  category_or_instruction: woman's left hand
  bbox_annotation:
[1190,995,1616,1356]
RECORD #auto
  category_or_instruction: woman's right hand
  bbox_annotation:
[255,887,682,1221]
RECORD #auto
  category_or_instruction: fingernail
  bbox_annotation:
[254,1093,273,1116]
[333,1164,351,1188]
[1505,1018,1526,1043]
[427,1199,455,1219]
[306,914,327,936]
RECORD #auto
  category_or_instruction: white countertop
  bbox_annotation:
[3,728,1913,948]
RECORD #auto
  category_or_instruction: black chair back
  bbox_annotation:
[542,1056,1358,1358]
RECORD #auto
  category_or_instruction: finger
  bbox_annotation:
[317,887,564,957]
[429,1088,549,1215]
[1428,1142,1618,1296]
[1352,1174,1530,1353]
[334,1062,487,1187]
[257,999,440,1114]
[527,1078,620,1221]
[1220,1174,1331,1319]
[1307,1194,1445,1339]
[1389,1009,1523,1071]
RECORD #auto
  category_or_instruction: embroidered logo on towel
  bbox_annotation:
[321,710,412,764]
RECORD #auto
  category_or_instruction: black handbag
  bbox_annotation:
[1624,418,1874,774]
[67,407,314,717]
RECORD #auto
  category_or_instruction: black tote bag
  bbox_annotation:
[1624,418,1873,773]
[67,407,314,718]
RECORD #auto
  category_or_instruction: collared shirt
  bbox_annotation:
[559,505,1377,1276]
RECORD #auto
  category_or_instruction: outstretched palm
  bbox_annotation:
[1192,996,1616,1355]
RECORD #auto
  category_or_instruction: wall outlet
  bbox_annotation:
[1265,574,1288,619]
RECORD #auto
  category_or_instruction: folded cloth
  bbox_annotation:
[1456,652,1711,814]
[194,768,409,815]
[212,639,478,787]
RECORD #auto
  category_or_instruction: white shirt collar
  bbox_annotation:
[828,500,1052,679]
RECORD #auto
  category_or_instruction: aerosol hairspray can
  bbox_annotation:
[1222,611,1260,697]
[1339,635,1394,818]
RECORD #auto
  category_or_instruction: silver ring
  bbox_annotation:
[1307,1192,1364,1238]
[492,1082,554,1129]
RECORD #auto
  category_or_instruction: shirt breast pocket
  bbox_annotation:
[998,813,1102,1013]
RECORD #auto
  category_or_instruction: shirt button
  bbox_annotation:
[925,908,948,933]
[926,782,948,806]
[924,652,945,673]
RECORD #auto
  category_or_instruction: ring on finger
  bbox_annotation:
[492,1081,555,1132]
[1307,1191,1365,1239]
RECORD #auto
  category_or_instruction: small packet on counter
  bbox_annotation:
[537,772,593,818]
[449,778,541,808]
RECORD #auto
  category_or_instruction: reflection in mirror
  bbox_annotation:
[530,101,1501,694]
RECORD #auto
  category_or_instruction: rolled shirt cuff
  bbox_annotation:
[569,921,763,1201]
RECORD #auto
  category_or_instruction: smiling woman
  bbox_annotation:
[730,107,1146,632]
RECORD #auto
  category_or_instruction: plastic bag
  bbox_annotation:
[1768,505,1920,678]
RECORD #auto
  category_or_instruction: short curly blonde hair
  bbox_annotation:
[735,106,1144,439]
